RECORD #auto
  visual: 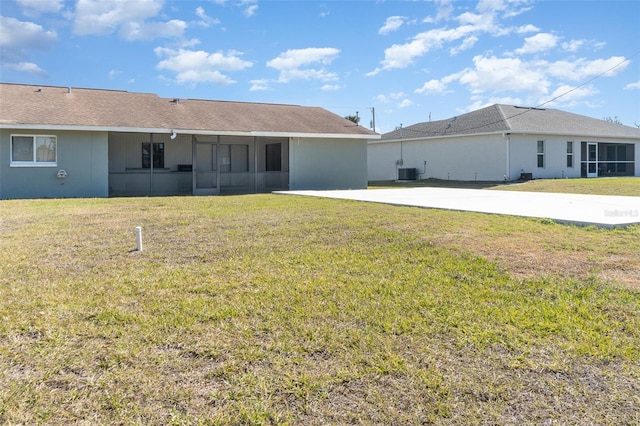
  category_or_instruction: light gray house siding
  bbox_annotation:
[368,105,639,182]
[290,137,367,190]
[0,83,378,199]
[0,129,108,199]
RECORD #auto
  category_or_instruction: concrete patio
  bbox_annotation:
[278,187,640,228]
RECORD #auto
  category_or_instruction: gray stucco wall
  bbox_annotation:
[289,137,367,190]
[0,129,109,199]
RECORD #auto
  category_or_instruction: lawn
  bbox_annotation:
[370,176,640,196]
[1,194,639,424]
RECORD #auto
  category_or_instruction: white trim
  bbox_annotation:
[0,123,378,140]
[369,130,639,145]
[10,134,57,167]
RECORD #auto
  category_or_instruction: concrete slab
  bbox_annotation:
[277,188,640,228]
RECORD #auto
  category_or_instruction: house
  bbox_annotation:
[368,104,640,182]
[0,83,378,199]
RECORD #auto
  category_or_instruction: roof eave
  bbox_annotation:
[0,123,381,139]
[370,130,507,144]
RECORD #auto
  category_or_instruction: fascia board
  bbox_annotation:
[0,123,380,140]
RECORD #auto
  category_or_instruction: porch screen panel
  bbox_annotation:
[266,143,282,171]
[230,145,249,172]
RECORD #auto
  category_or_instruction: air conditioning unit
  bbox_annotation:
[398,168,417,180]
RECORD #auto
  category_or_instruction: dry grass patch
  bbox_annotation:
[1,195,639,424]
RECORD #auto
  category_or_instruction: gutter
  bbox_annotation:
[0,123,380,140]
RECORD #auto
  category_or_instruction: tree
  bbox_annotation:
[603,116,623,125]
[345,114,360,125]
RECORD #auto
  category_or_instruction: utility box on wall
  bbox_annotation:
[398,168,417,180]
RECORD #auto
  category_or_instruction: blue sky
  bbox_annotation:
[1,0,639,133]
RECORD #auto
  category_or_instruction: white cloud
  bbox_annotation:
[195,6,220,27]
[0,16,56,75]
[155,47,253,85]
[548,84,597,103]
[477,0,533,17]
[457,55,551,95]
[367,25,477,75]
[514,33,558,54]
[249,79,269,91]
[547,56,629,81]
[379,16,405,35]
[74,0,186,40]
[516,24,539,34]
[0,16,57,54]
[562,39,585,52]
[625,81,640,90]
[16,0,63,15]
[398,99,414,108]
[119,19,187,41]
[415,79,448,94]
[267,47,340,83]
[369,0,530,76]
[3,61,48,77]
[450,35,479,55]
[108,69,121,79]
[321,84,341,91]
[424,0,454,23]
[239,0,258,17]
[390,92,408,100]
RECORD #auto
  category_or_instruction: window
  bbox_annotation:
[265,143,282,172]
[11,135,56,166]
[537,140,544,168]
[566,141,574,168]
[142,143,164,169]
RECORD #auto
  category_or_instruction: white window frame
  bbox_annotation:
[566,141,574,168]
[10,134,57,167]
[537,140,545,168]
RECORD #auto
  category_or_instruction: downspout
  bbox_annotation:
[254,136,258,193]
[191,135,197,195]
[504,133,510,181]
[150,133,154,195]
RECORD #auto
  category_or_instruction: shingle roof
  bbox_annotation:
[381,104,640,141]
[0,83,378,138]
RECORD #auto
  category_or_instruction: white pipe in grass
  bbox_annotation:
[135,226,143,251]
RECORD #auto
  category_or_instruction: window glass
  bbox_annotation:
[36,137,56,162]
[12,136,33,161]
[566,141,573,168]
[537,140,544,168]
[11,135,56,165]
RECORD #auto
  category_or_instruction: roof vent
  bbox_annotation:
[36,88,42,93]
[67,87,72,93]
[171,98,180,104]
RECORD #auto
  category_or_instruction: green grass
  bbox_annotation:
[1,195,639,424]
[494,177,640,196]
[370,176,640,196]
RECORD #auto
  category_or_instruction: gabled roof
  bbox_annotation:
[380,104,640,141]
[0,83,378,139]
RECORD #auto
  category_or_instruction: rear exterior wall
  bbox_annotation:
[368,135,507,182]
[0,129,108,199]
[289,137,367,190]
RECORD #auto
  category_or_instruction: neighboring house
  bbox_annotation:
[368,104,640,182]
[0,83,378,199]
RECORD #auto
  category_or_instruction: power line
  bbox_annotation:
[392,50,640,137]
